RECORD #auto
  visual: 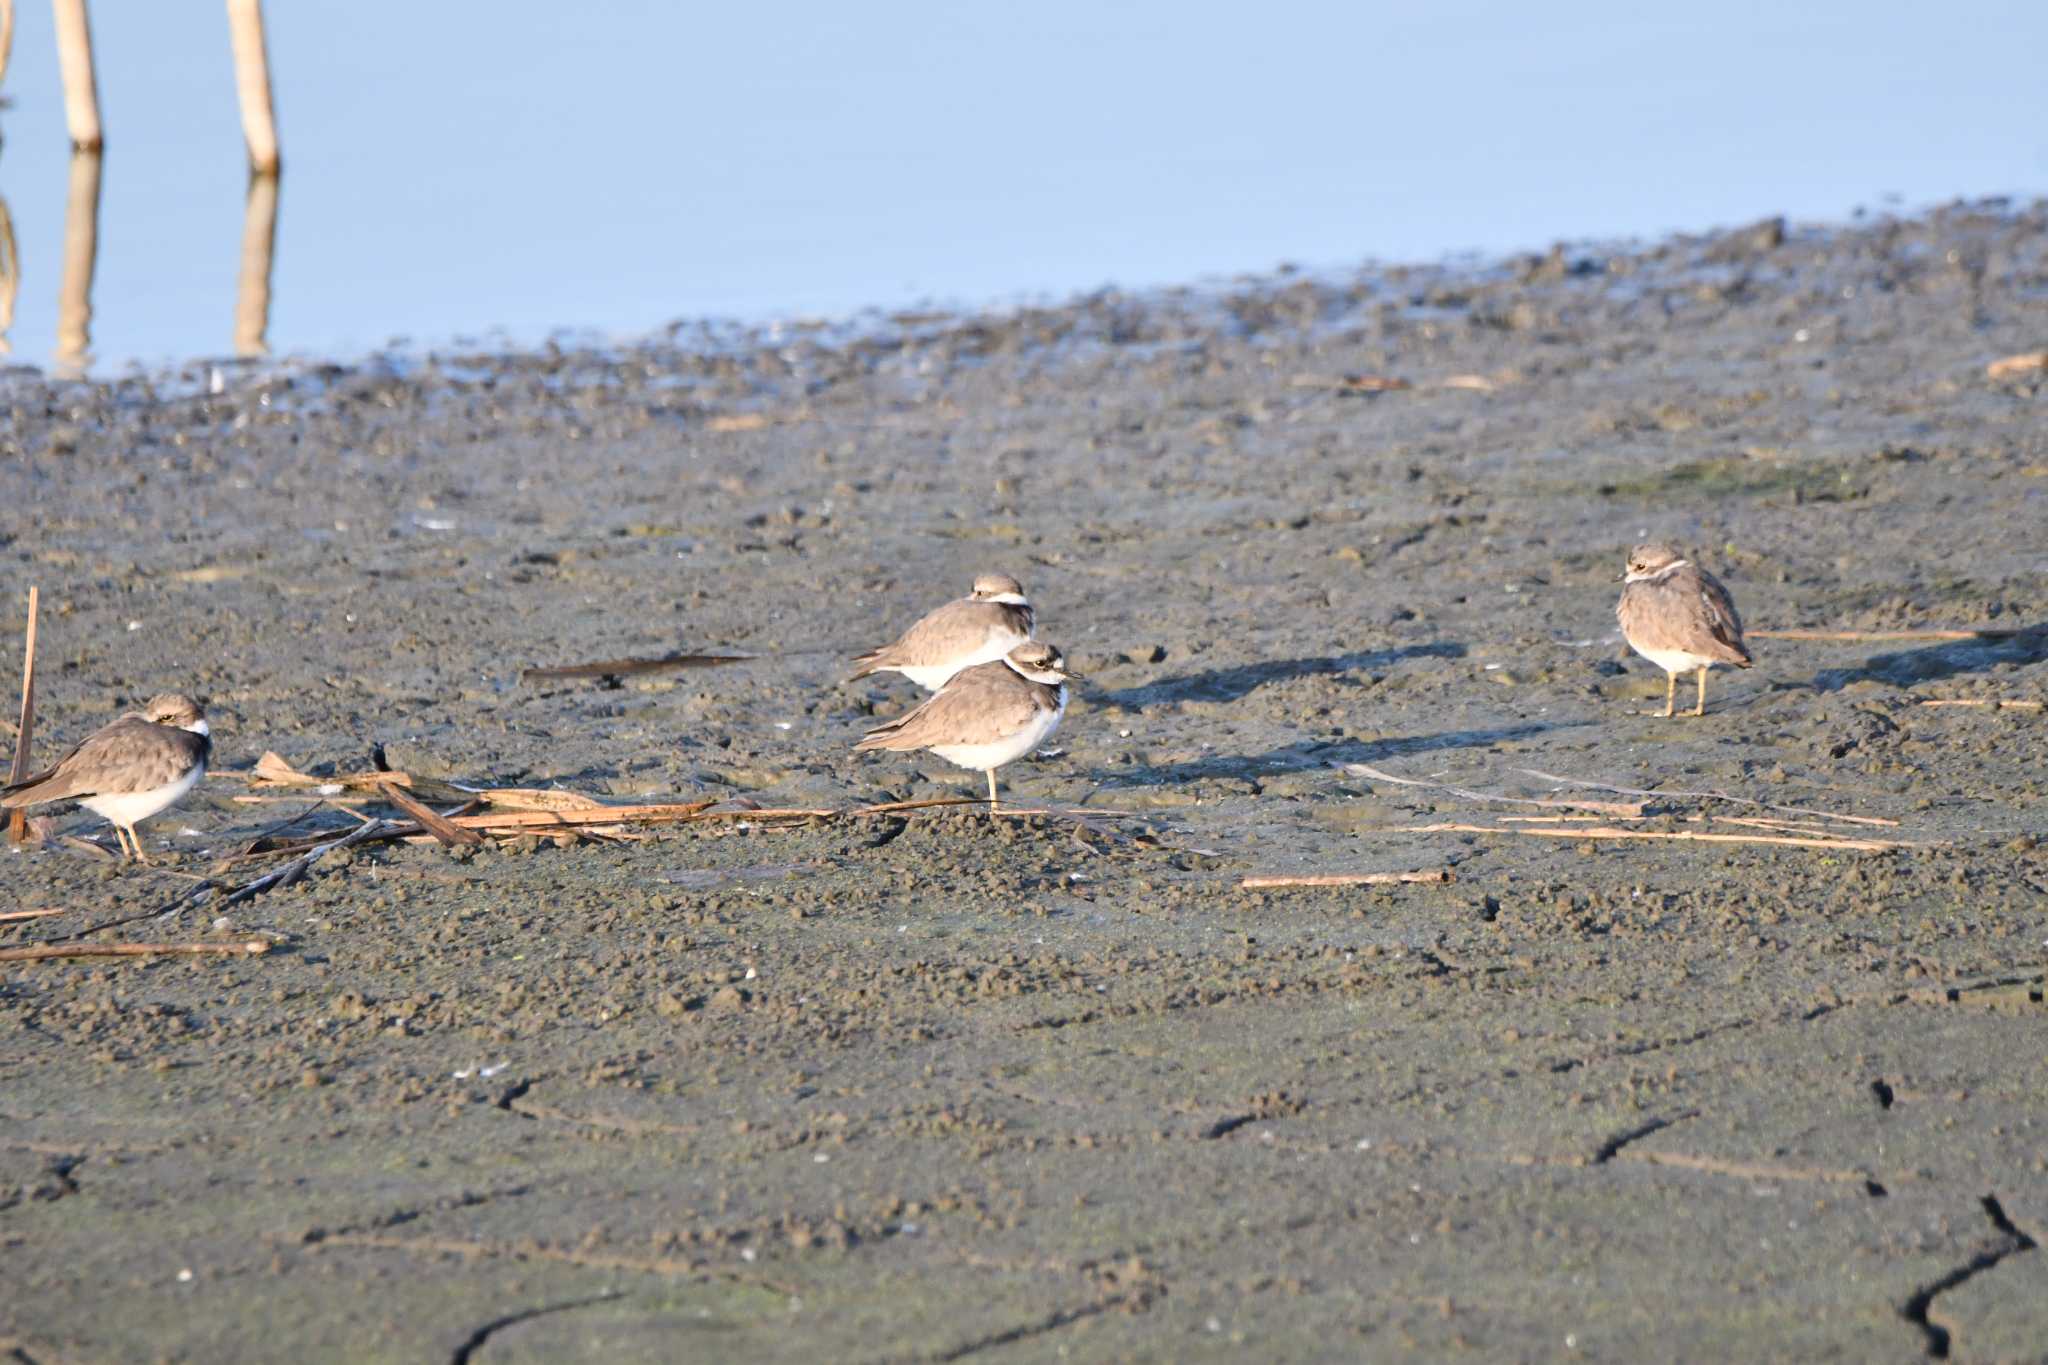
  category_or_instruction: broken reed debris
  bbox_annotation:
[226,752,1151,870]
[0,940,271,963]
[1240,869,1452,889]
[1986,350,2048,380]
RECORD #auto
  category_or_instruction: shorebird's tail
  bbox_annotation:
[1,769,65,807]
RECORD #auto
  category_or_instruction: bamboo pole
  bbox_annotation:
[51,0,102,151]
[55,149,100,375]
[8,586,36,846]
[234,168,279,356]
[226,0,280,173]
[0,0,14,101]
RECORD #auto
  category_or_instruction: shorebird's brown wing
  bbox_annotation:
[854,664,1039,752]
[0,719,206,805]
[1692,569,1752,665]
[849,599,983,679]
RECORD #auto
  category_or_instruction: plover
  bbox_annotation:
[1,694,211,862]
[849,573,1034,692]
[854,641,1077,812]
[1615,544,1753,716]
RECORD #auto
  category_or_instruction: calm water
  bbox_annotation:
[0,0,2043,372]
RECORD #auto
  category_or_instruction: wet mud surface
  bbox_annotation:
[4,204,2047,1361]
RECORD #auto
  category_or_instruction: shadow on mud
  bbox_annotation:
[1809,624,2045,692]
[1095,642,1466,711]
[1092,721,1576,788]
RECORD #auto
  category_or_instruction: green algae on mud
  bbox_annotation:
[2,204,2047,1361]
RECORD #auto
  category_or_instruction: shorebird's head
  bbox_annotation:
[1003,641,1080,685]
[969,573,1029,606]
[144,693,209,735]
[1620,543,1689,583]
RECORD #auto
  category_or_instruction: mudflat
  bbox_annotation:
[4,205,2046,1362]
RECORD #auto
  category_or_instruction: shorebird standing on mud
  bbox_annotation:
[849,573,1035,692]
[1615,544,1753,716]
[2,694,212,862]
[855,641,1077,813]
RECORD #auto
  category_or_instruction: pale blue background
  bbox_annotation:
[0,1,2042,369]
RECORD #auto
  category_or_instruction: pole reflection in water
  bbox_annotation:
[55,148,101,376]
[235,170,280,356]
[0,194,19,355]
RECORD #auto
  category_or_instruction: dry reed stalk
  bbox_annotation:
[1345,762,1646,817]
[0,940,270,963]
[1749,628,2018,642]
[1917,699,2043,711]
[1514,767,1899,827]
[1394,821,1912,853]
[374,781,481,847]
[521,652,754,683]
[1240,869,1452,889]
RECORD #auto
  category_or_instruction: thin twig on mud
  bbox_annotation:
[0,907,65,922]
[1240,869,1452,889]
[0,940,271,962]
[8,585,38,846]
[521,651,755,683]
[1513,768,1899,828]
[1343,763,1647,817]
[1917,698,2044,711]
[1392,821,1914,852]
[216,817,406,907]
[1748,627,2027,642]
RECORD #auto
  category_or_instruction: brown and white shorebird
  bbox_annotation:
[854,641,1077,812]
[1615,544,1753,716]
[849,573,1035,692]
[1,694,211,862]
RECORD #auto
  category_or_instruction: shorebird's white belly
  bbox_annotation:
[1632,645,1719,676]
[81,764,204,828]
[897,628,1033,693]
[930,699,1064,774]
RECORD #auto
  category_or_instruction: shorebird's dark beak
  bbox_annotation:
[1613,570,1627,582]
[1062,668,1086,682]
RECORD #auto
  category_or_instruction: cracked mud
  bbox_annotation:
[3,204,2047,1360]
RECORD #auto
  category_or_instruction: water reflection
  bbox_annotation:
[0,0,282,365]
[53,148,99,374]
[235,171,280,356]
[0,195,17,352]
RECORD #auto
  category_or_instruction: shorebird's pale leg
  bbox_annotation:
[127,825,152,865]
[986,769,1000,815]
[1695,668,1710,717]
[1663,673,1677,719]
